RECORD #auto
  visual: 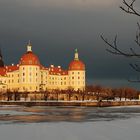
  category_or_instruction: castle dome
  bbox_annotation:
[69,49,85,71]
[19,41,40,66]
[69,60,85,70]
[0,67,6,76]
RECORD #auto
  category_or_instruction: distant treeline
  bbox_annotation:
[85,85,139,101]
[0,85,139,101]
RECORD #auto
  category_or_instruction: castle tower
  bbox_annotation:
[0,48,4,67]
[19,41,41,92]
[68,49,85,91]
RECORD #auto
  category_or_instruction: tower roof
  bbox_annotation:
[19,42,40,66]
[69,49,85,70]
[0,48,4,67]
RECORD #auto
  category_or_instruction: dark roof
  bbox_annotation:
[0,48,4,67]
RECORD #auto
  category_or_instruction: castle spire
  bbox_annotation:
[0,48,4,67]
[27,40,32,52]
[74,48,79,60]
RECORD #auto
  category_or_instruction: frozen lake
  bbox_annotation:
[0,106,140,140]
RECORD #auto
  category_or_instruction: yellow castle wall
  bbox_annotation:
[0,67,85,92]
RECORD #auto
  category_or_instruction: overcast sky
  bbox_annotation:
[0,0,140,85]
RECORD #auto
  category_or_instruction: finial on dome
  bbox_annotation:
[28,40,31,46]
[27,40,32,52]
[75,48,78,53]
[74,48,79,60]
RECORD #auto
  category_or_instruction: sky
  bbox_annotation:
[0,0,140,86]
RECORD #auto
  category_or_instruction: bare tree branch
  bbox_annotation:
[130,63,140,72]
[135,22,140,47]
[120,0,140,17]
[101,35,140,57]
[101,0,140,82]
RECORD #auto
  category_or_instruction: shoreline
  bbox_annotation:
[0,100,140,107]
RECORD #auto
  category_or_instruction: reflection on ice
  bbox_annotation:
[0,106,140,124]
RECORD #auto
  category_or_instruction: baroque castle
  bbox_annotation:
[0,42,85,92]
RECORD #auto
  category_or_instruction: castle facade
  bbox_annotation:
[0,42,85,92]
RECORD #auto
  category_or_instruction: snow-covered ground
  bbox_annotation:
[0,106,140,140]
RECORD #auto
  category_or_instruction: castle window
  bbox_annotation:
[29,60,32,64]
[78,72,80,74]
[23,73,25,76]
[72,77,74,79]
[72,72,74,74]
[78,77,80,79]
[23,87,25,90]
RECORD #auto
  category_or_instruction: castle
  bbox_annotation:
[0,42,85,92]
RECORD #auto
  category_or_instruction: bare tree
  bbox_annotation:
[101,0,140,80]
[120,0,140,17]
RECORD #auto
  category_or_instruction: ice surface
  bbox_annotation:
[0,118,140,140]
[0,106,140,140]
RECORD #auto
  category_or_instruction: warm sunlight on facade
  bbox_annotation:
[0,42,85,92]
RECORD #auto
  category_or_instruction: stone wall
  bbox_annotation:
[0,101,140,107]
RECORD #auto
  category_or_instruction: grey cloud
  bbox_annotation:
[0,0,139,86]
[4,0,120,8]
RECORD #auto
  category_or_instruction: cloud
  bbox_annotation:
[11,0,120,9]
[32,0,117,6]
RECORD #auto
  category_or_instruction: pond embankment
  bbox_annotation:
[0,100,140,107]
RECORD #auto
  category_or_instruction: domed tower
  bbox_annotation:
[0,48,6,76]
[0,48,4,67]
[19,41,41,92]
[68,49,85,91]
